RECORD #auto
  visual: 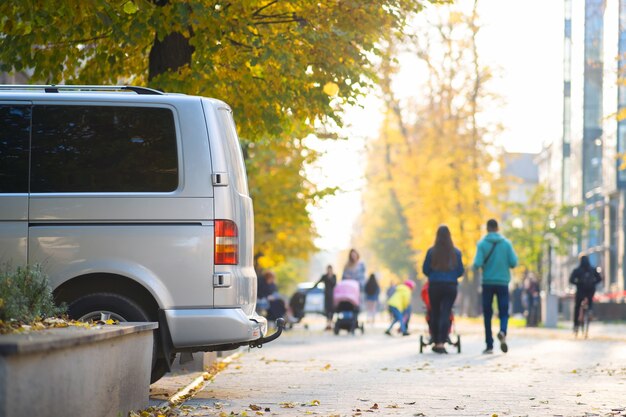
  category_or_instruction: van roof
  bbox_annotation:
[0,84,230,109]
[0,85,166,95]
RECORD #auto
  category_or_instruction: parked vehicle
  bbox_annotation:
[0,85,282,382]
[296,282,326,315]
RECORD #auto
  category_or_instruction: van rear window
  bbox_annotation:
[217,109,248,196]
[31,105,178,193]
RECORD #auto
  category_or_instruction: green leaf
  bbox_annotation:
[123,1,139,15]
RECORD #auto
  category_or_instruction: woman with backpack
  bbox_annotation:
[569,255,602,333]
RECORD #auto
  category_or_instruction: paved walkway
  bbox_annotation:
[150,316,626,417]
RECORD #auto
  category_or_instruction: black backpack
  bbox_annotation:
[579,269,597,291]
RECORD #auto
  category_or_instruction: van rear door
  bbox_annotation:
[206,103,256,315]
[0,103,31,266]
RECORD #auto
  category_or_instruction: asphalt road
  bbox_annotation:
[151,316,626,417]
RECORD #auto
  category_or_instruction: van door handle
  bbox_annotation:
[212,172,229,186]
[213,273,232,287]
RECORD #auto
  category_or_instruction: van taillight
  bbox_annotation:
[215,220,238,265]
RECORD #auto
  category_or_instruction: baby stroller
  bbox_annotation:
[285,290,307,329]
[332,280,365,335]
[418,282,461,353]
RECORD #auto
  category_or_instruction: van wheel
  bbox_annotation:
[68,292,151,323]
[68,293,163,381]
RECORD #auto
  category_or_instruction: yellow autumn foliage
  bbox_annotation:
[360,3,502,277]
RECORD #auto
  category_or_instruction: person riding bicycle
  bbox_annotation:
[569,255,602,333]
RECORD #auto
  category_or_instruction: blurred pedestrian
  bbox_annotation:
[258,271,286,322]
[524,273,540,327]
[364,273,380,324]
[385,279,415,336]
[511,283,524,316]
[473,219,518,354]
[422,225,464,354]
[342,249,366,290]
[342,248,366,305]
[569,255,602,333]
[313,265,337,331]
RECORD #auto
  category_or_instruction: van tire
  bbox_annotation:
[68,292,151,323]
[68,293,163,381]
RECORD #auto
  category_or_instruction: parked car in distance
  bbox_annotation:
[0,85,282,382]
[296,282,326,315]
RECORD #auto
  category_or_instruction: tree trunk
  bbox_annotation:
[148,32,194,81]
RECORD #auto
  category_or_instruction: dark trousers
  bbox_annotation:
[428,282,457,344]
[573,290,595,327]
[482,284,509,349]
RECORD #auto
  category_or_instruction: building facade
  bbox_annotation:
[541,0,626,297]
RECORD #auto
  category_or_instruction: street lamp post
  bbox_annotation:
[543,222,558,328]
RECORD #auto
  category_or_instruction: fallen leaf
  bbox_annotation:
[249,404,262,411]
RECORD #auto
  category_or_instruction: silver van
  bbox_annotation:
[0,85,281,381]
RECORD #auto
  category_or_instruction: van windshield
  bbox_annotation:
[217,109,249,196]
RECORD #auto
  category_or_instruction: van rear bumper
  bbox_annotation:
[164,308,268,349]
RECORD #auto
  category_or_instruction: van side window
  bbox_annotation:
[0,105,31,193]
[217,109,248,195]
[31,105,178,193]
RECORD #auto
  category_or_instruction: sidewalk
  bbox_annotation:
[149,315,626,416]
[455,315,626,342]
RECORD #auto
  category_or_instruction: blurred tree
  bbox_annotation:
[0,0,432,138]
[504,184,591,275]
[245,134,334,266]
[0,0,441,265]
[361,1,501,278]
[273,258,309,295]
[361,109,418,281]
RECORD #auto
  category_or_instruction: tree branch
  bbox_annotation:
[252,0,280,17]
[43,31,114,48]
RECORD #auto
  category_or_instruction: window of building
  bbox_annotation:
[31,105,178,193]
[0,105,31,193]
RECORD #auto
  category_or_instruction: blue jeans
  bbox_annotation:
[482,284,509,349]
[387,306,411,333]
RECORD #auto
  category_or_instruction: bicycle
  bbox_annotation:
[575,296,592,339]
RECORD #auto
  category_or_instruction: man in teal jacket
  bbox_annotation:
[473,219,518,354]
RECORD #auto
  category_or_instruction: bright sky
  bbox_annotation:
[308,0,564,252]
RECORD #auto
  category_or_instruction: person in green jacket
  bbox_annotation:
[384,280,415,336]
[473,219,518,354]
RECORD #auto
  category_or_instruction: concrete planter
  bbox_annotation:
[0,322,157,417]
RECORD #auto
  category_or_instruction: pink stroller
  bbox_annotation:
[332,280,364,335]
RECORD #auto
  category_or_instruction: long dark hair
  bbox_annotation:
[346,249,360,266]
[431,225,458,271]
